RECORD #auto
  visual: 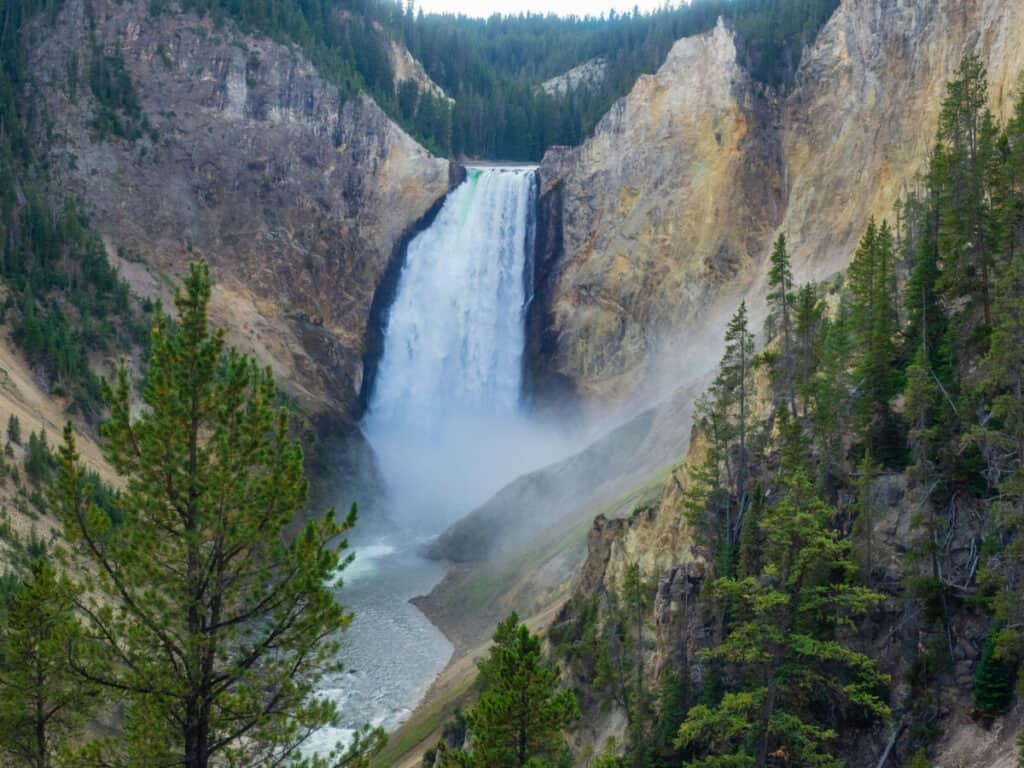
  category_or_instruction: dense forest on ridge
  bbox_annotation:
[166,0,841,159]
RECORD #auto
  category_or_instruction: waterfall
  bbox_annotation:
[363,166,543,528]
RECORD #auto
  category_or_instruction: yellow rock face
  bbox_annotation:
[782,0,1024,283]
[535,1,1024,407]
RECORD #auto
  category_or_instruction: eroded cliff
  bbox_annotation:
[531,17,783,403]
[532,0,1024,406]
[25,0,451,423]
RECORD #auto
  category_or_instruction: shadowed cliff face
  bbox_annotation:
[25,0,450,423]
[533,0,1024,408]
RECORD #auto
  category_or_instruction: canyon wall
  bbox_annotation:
[532,0,1024,407]
[531,17,782,403]
[25,0,451,424]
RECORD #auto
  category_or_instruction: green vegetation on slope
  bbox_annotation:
[432,614,579,768]
[426,58,1024,768]
[634,58,1024,767]
[0,263,379,768]
[0,0,148,421]
[168,0,840,160]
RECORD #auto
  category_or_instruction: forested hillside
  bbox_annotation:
[166,0,840,159]
[4,0,1022,766]
[0,0,148,422]
[422,57,1024,767]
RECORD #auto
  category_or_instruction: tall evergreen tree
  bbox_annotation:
[714,301,756,545]
[973,627,1016,717]
[848,218,901,460]
[7,414,21,445]
[811,295,855,476]
[766,233,797,415]
[903,167,947,366]
[444,614,579,767]
[622,563,650,730]
[676,468,889,768]
[934,55,999,332]
[686,394,737,575]
[792,283,825,421]
[51,263,372,768]
[0,559,97,768]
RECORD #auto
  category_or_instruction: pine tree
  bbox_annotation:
[683,400,735,576]
[650,669,688,768]
[903,169,947,366]
[7,414,21,445]
[713,301,756,546]
[0,559,98,768]
[792,283,825,420]
[978,247,1024,659]
[848,218,901,460]
[676,468,889,768]
[811,294,855,475]
[935,55,998,333]
[23,431,55,486]
[973,628,1016,717]
[450,613,579,767]
[766,233,796,415]
[51,262,371,768]
[622,563,650,732]
[688,302,758,576]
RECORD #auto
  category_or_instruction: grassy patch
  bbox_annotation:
[426,464,676,647]
[371,672,476,768]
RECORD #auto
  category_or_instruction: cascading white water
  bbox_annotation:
[368,166,535,426]
[308,166,559,758]
[363,165,542,527]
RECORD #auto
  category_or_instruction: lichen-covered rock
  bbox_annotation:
[25,0,451,421]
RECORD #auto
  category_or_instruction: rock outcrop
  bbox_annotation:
[781,0,1024,281]
[25,0,451,423]
[532,0,1024,407]
[541,57,608,97]
[532,18,782,403]
[388,38,449,101]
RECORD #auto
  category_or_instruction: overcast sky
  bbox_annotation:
[416,0,670,18]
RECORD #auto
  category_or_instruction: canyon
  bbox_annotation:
[4,0,1024,765]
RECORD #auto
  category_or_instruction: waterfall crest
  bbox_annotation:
[367,167,535,425]
[363,166,542,527]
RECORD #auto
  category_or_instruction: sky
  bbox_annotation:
[415,0,670,18]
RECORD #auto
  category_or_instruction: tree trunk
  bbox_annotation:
[754,667,778,768]
[35,661,47,768]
